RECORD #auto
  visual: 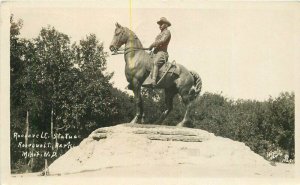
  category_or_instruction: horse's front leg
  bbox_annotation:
[130,80,144,124]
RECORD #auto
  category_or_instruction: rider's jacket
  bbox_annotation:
[152,29,171,54]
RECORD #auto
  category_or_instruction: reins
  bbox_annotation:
[112,47,150,55]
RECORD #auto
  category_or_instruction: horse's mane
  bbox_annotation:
[124,27,138,39]
[124,27,143,47]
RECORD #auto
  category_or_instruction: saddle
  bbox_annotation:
[142,60,180,88]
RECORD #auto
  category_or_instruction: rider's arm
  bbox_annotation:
[150,30,171,48]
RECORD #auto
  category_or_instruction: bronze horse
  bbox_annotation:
[109,23,202,127]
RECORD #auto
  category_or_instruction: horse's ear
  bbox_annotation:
[115,22,122,28]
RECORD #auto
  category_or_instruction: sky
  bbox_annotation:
[7,1,300,100]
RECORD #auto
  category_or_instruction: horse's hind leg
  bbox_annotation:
[177,93,193,127]
[155,87,177,124]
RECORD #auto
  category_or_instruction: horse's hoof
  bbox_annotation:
[125,84,133,90]
[130,119,138,124]
[130,115,141,124]
[176,122,184,127]
[177,121,194,127]
[154,121,160,125]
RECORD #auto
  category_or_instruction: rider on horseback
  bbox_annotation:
[110,21,202,126]
[149,17,172,87]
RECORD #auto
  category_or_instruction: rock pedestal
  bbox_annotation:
[48,123,292,177]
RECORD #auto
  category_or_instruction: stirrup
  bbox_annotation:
[149,79,157,88]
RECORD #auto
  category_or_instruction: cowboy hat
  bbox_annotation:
[157,17,171,26]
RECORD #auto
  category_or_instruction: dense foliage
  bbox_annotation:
[190,92,295,163]
[10,15,129,173]
[10,15,294,174]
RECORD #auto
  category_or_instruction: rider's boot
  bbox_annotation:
[151,65,159,87]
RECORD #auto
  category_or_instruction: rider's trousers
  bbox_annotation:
[152,51,168,80]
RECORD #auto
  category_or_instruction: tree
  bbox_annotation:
[71,34,113,130]
[189,92,295,162]
[10,18,131,171]
[109,88,135,123]
[10,14,26,172]
[10,14,27,125]
[31,26,73,153]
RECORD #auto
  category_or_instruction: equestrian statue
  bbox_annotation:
[109,17,202,127]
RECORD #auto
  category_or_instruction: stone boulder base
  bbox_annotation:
[48,124,293,177]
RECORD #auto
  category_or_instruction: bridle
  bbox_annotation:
[111,28,150,55]
[111,28,126,53]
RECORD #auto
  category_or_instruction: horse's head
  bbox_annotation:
[109,22,128,53]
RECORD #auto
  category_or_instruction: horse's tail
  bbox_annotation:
[188,70,202,100]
